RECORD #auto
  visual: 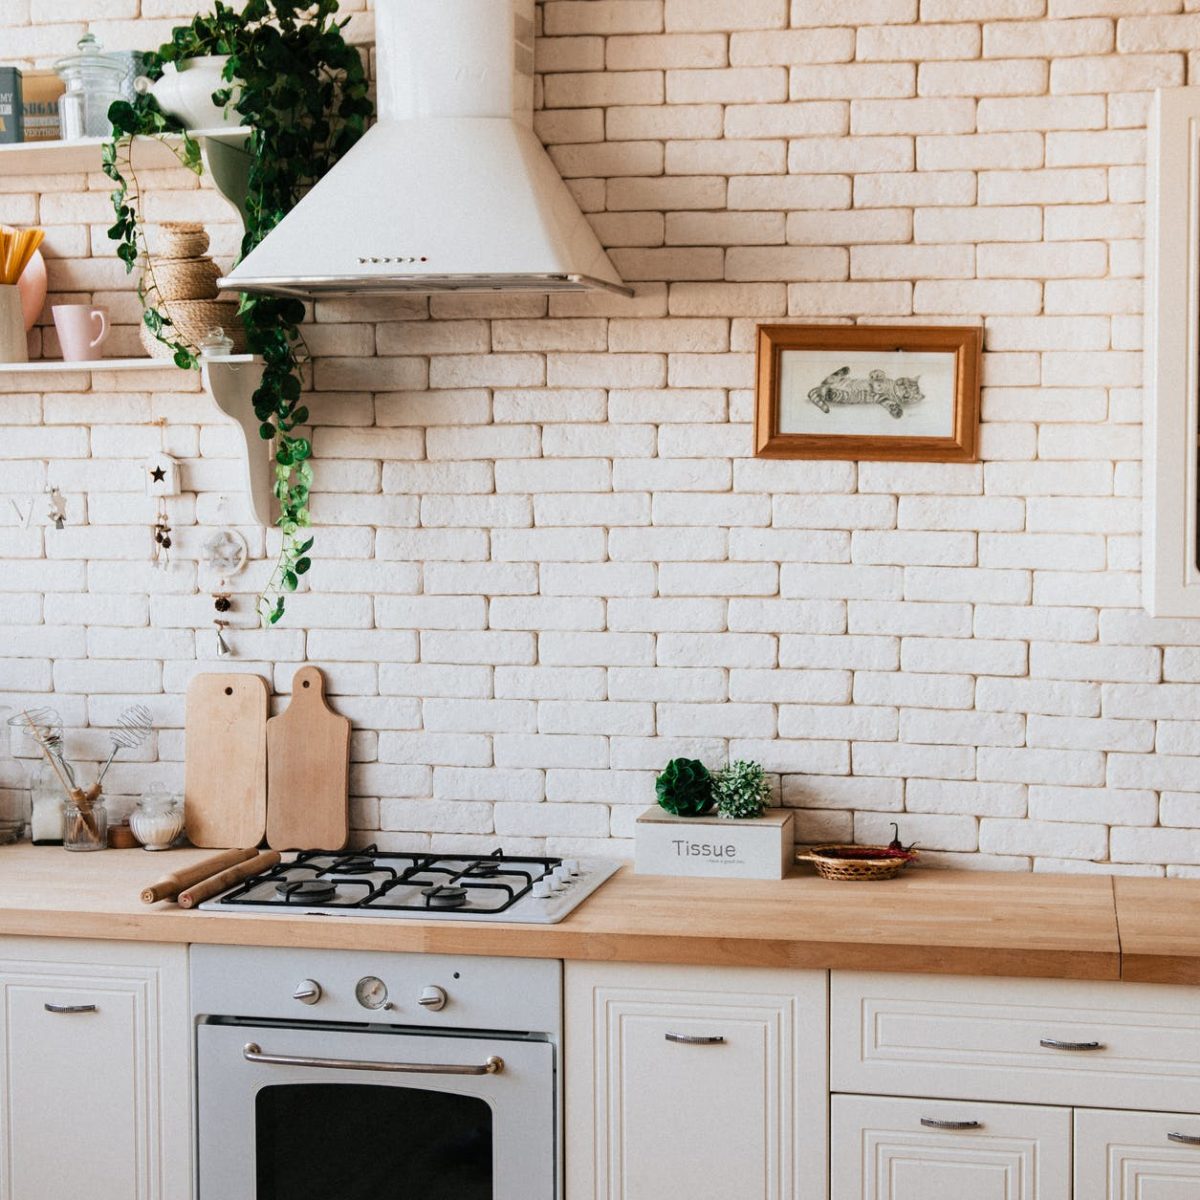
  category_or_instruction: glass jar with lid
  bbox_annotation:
[55,33,127,140]
[129,785,184,851]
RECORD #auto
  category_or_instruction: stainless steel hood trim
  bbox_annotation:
[217,271,635,299]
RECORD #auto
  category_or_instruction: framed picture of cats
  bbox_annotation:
[754,324,981,462]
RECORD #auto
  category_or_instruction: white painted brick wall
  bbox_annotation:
[1,0,1199,871]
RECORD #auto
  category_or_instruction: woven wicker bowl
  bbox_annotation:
[147,256,221,302]
[155,222,210,260]
[800,845,918,882]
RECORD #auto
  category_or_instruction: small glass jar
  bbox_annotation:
[129,787,184,851]
[64,793,107,852]
[55,33,127,141]
[29,762,64,846]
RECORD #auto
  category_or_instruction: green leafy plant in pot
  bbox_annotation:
[104,0,372,625]
[655,758,714,817]
[712,759,770,820]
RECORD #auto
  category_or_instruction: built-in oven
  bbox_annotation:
[192,945,561,1200]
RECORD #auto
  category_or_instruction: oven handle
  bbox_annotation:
[242,1042,504,1076]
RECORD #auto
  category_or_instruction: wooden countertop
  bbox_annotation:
[1114,876,1200,985]
[0,845,1137,981]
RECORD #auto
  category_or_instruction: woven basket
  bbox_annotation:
[139,300,246,358]
[800,845,918,882]
[147,256,221,302]
[155,222,210,260]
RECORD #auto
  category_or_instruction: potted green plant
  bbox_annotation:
[104,0,371,625]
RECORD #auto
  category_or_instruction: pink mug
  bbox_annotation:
[52,304,109,362]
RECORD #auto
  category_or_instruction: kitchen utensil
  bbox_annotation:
[178,849,281,909]
[55,33,126,139]
[140,846,258,904]
[52,303,109,362]
[94,703,153,787]
[184,673,268,849]
[266,666,350,851]
[799,844,919,882]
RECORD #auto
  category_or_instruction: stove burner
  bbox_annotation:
[276,879,338,903]
[422,884,468,909]
[327,854,377,875]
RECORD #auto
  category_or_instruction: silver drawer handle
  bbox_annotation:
[43,1003,97,1014]
[665,1033,725,1045]
[1039,1038,1104,1052]
[920,1118,981,1131]
[242,1043,503,1076]
[1168,1132,1200,1146]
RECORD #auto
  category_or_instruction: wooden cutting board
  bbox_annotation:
[184,673,269,849]
[266,665,351,851]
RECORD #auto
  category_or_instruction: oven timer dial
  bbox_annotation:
[355,976,392,1011]
[293,979,322,1005]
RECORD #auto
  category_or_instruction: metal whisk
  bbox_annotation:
[6,706,75,789]
[95,705,154,786]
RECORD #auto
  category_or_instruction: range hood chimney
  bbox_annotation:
[219,0,631,299]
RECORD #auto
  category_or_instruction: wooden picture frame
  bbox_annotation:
[754,324,981,462]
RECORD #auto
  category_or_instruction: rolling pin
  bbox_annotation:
[140,847,258,905]
[177,850,282,910]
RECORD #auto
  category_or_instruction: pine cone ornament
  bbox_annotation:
[655,757,714,817]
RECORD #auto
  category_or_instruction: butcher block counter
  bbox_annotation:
[4,844,1198,982]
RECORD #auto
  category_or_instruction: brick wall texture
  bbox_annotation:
[2,0,1198,874]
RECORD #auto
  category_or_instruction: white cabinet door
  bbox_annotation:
[1076,1108,1200,1198]
[565,962,827,1200]
[832,1094,1071,1200]
[0,937,191,1200]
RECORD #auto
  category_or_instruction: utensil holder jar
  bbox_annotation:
[0,285,27,363]
[64,794,107,851]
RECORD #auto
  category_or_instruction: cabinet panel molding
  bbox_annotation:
[1076,1108,1200,1199]
[832,1094,1071,1200]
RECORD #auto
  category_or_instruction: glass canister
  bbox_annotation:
[129,785,184,851]
[29,761,64,845]
[64,790,107,851]
[55,33,127,140]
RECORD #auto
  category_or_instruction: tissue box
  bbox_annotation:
[21,71,64,143]
[0,68,22,144]
[635,807,794,879]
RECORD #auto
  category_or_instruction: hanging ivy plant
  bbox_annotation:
[104,0,372,624]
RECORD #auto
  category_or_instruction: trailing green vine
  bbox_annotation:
[105,0,371,624]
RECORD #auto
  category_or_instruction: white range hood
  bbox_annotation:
[219,0,630,299]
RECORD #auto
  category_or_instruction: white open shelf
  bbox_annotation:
[0,354,256,374]
[0,127,251,176]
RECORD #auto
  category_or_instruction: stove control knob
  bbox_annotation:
[552,866,573,886]
[532,880,553,899]
[418,985,447,1012]
[548,873,567,892]
[563,859,581,876]
[293,980,322,1005]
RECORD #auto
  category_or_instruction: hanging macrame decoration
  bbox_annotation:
[145,422,180,571]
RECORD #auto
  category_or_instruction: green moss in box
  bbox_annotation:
[655,758,714,817]
[713,760,770,820]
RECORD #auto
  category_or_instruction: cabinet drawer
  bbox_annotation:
[1075,1108,1200,1198]
[831,971,1200,1112]
[832,1094,1070,1200]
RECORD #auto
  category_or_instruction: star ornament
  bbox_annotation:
[150,466,166,483]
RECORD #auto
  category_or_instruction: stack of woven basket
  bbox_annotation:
[141,221,246,358]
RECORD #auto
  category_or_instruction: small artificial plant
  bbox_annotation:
[104,0,371,625]
[655,758,714,817]
[712,759,770,820]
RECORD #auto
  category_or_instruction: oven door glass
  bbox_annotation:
[198,1022,556,1200]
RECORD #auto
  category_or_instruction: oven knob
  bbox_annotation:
[548,872,567,892]
[553,866,573,885]
[418,985,447,1012]
[532,880,552,899]
[293,980,322,1005]
[563,859,581,876]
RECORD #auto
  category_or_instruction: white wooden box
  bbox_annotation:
[634,807,794,879]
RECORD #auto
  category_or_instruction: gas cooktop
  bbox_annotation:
[198,847,621,924]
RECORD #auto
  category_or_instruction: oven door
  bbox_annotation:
[197,1021,556,1200]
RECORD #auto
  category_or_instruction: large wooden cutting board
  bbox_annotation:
[266,665,350,851]
[184,673,269,849]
